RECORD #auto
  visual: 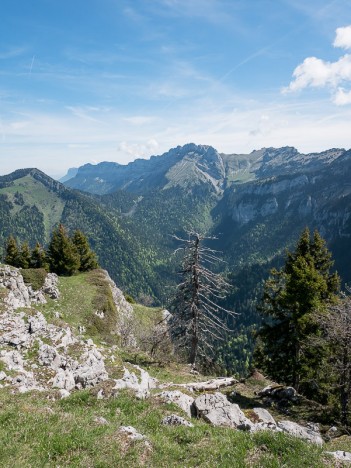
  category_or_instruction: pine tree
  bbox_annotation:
[19,241,31,269]
[31,242,49,270]
[255,228,339,396]
[71,230,99,271]
[4,235,20,267]
[170,231,236,368]
[47,224,80,276]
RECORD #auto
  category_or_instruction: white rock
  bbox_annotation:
[252,407,276,425]
[277,420,323,445]
[119,426,145,441]
[113,365,157,399]
[59,389,71,399]
[162,414,194,427]
[52,368,75,391]
[157,390,194,417]
[325,450,351,462]
[194,393,254,430]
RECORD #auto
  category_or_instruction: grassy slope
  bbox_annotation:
[0,271,350,467]
[0,175,65,239]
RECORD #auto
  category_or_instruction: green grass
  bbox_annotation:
[0,175,65,239]
[0,387,335,468]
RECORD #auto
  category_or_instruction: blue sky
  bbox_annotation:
[1,0,351,178]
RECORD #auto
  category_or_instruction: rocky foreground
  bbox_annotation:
[0,264,350,464]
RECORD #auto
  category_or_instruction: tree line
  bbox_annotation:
[3,224,98,275]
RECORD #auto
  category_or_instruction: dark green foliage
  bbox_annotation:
[71,230,99,271]
[30,242,49,270]
[47,224,80,276]
[4,235,20,267]
[255,228,340,399]
[19,241,31,269]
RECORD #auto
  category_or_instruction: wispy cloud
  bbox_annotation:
[283,24,351,105]
[0,46,27,60]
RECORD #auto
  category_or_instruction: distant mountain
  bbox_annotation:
[59,167,78,183]
[0,168,160,298]
[64,143,346,195]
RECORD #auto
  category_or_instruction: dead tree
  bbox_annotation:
[170,231,236,368]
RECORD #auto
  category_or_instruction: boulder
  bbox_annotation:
[252,407,276,425]
[119,426,146,441]
[277,420,323,445]
[157,390,194,417]
[73,348,108,389]
[41,273,60,299]
[194,393,254,430]
[38,344,64,370]
[114,365,157,399]
[52,368,75,391]
[162,414,194,427]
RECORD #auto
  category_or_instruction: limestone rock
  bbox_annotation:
[325,450,351,462]
[41,273,60,299]
[252,407,276,425]
[73,348,108,389]
[194,392,253,430]
[277,420,323,445]
[52,368,75,391]
[39,344,64,370]
[157,390,194,417]
[119,426,145,441]
[114,365,157,399]
[162,414,194,427]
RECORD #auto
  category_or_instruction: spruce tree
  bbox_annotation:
[19,241,31,269]
[31,242,49,270]
[255,228,339,396]
[47,224,80,276]
[4,236,20,267]
[71,230,99,271]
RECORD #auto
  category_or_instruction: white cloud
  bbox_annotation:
[333,87,351,105]
[283,25,351,104]
[334,26,351,50]
[118,139,159,158]
[284,55,351,92]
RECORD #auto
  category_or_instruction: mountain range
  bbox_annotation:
[1,143,351,370]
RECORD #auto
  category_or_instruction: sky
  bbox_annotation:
[1,0,351,179]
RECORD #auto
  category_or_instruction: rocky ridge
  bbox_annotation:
[0,265,349,463]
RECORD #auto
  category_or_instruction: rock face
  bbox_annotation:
[194,393,253,430]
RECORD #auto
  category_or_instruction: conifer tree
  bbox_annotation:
[170,231,236,368]
[19,241,31,269]
[71,230,99,271]
[47,224,80,276]
[31,242,49,270]
[255,228,339,395]
[4,235,20,267]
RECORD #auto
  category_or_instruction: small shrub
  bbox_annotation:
[20,268,47,290]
